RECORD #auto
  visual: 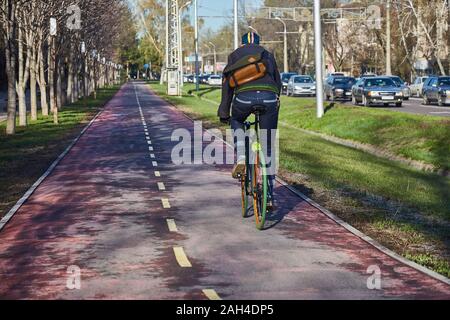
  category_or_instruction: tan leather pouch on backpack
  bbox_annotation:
[229,62,267,88]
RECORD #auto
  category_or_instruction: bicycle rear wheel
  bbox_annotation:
[252,148,268,230]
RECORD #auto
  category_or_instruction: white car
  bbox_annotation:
[208,75,222,86]
[287,75,316,97]
[409,76,428,97]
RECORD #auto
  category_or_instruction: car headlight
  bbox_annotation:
[446,90,450,96]
[335,89,344,93]
[311,86,316,90]
[396,91,403,96]
[368,91,379,97]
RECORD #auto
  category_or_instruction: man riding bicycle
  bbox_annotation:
[218,32,282,210]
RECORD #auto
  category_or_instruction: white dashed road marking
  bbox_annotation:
[161,198,171,208]
[157,182,166,191]
[166,219,178,232]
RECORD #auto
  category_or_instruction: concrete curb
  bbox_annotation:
[149,84,450,287]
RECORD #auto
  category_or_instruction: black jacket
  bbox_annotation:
[218,44,282,119]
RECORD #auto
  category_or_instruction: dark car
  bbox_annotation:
[351,77,404,107]
[324,76,356,101]
[280,72,297,94]
[422,76,450,106]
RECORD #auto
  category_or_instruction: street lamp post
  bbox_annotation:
[81,41,87,108]
[208,42,217,74]
[313,0,324,118]
[276,17,288,73]
[49,17,58,124]
[194,0,200,91]
[234,0,239,49]
[178,1,192,88]
[386,0,392,75]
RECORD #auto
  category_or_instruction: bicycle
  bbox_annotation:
[237,105,270,231]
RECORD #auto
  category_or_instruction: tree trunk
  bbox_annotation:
[56,60,63,109]
[16,26,27,127]
[38,44,49,116]
[30,46,38,121]
[67,51,74,103]
[5,41,17,135]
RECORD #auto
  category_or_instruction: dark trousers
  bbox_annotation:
[231,90,279,200]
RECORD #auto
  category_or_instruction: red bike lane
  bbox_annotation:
[0,81,448,299]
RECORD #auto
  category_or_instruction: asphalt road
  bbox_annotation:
[323,96,450,117]
[0,81,449,300]
[280,89,450,117]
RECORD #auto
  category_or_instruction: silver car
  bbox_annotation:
[409,76,428,97]
[287,75,316,97]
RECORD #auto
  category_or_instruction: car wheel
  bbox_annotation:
[395,102,402,108]
[423,94,429,105]
[438,96,444,107]
[362,95,370,107]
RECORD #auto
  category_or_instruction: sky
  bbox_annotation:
[128,0,264,32]
[193,0,263,31]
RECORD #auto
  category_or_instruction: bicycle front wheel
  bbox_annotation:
[252,149,268,230]
[240,166,249,218]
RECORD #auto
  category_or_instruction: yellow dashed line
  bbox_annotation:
[202,289,222,300]
[166,219,178,232]
[150,154,156,159]
[152,161,158,167]
[149,147,154,152]
[147,141,152,145]
[155,171,161,177]
[161,198,171,208]
[173,247,192,267]
[157,182,166,191]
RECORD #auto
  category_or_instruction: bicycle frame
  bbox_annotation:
[241,110,268,230]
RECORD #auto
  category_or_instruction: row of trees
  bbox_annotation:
[246,0,449,79]
[1,0,136,135]
[136,0,448,82]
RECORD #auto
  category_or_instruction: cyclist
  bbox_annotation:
[218,32,282,210]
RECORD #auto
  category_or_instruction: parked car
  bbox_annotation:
[324,76,356,101]
[409,76,428,97]
[280,72,297,94]
[286,75,316,97]
[422,76,450,106]
[351,76,403,107]
[386,76,411,100]
[326,72,346,78]
[360,73,377,78]
[207,75,222,86]
[183,74,192,83]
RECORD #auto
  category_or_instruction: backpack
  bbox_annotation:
[223,52,268,89]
